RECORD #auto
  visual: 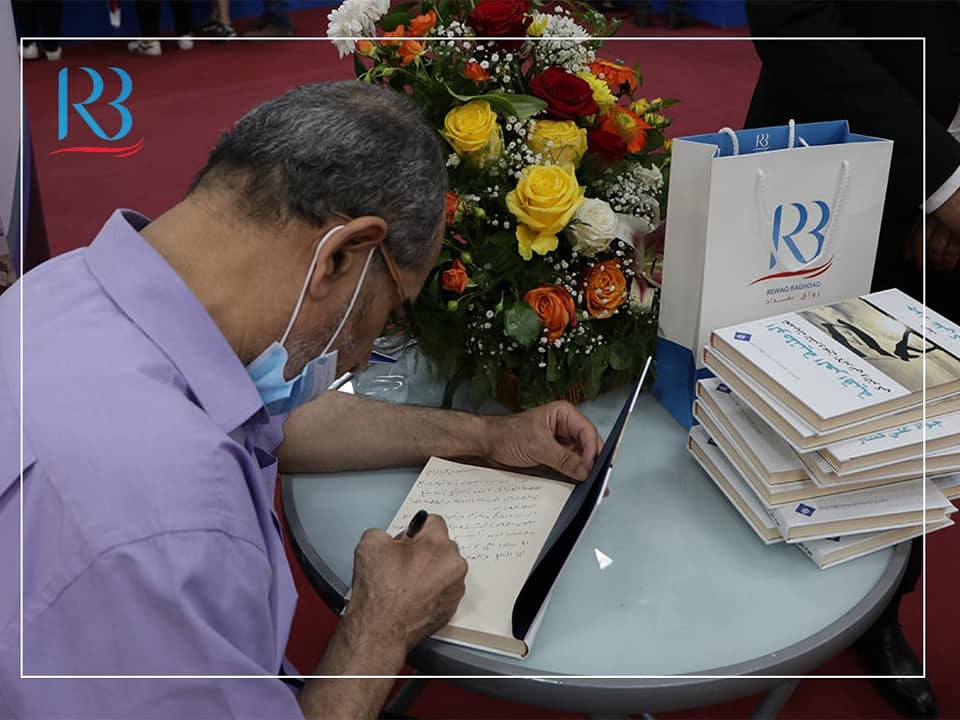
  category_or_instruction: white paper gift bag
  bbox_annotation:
[653,120,893,428]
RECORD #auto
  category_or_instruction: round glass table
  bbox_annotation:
[281,359,908,716]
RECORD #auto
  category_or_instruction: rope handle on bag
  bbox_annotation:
[755,158,852,274]
[717,119,807,157]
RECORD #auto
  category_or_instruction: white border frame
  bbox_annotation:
[17,32,930,687]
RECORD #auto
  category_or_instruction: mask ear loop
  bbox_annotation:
[320,246,376,355]
[280,224,344,347]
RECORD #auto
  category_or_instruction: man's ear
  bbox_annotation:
[308,216,388,301]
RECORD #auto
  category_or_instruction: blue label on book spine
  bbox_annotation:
[734,332,752,341]
[795,503,816,517]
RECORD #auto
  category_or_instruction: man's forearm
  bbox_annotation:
[277,390,492,473]
[297,613,407,720]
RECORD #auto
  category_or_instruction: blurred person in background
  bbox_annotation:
[13,0,63,61]
[244,0,292,37]
[199,0,237,38]
[129,0,196,56]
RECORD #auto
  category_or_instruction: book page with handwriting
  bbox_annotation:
[386,456,574,640]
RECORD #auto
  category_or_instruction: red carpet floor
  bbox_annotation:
[22,5,958,718]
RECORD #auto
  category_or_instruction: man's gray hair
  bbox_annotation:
[190,81,447,268]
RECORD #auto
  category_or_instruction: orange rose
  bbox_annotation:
[584,260,628,319]
[356,39,375,56]
[398,39,423,66]
[409,10,437,36]
[442,258,469,294]
[444,192,459,224]
[524,285,578,340]
[463,61,490,83]
[382,25,405,46]
[599,106,650,154]
[589,59,638,95]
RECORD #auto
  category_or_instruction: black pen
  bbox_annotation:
[405,509,429,539]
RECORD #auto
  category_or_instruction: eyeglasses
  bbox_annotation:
[330,212,421,338]
[377,241,421,338]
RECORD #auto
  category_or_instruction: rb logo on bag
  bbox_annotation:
[752,200,833,284]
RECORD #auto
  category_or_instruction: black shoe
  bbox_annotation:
[856,621,937,718]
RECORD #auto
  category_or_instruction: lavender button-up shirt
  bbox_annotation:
[0,211,305,718]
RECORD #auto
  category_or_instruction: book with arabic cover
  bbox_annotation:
[768,479,954,543]
[796,519,954,569]
[798,446,960,487]
[696,377,807,484]
[935,474,960,500]
[819,411,960,473]
[708,289,960,433]
[381,363,649,658]
[693,400,905,506]
[703,346,960,451]
[687,425,782,544]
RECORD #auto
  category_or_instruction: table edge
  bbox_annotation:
[281,474,909,709]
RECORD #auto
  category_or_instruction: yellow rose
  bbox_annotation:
[527,12,548,36]
[526,120,588,167]
[506,164,585,261]
[443,99,502,167]
[576,71,617,114]
[644,111,669,129]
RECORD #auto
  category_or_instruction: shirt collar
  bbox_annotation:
[85,209,268,432]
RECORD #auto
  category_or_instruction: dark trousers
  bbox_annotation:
[262,0,291,29]
[134,1,194,37]
[12,0,62,51]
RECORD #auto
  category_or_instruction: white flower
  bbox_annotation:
[629,277,656,312]
[567,198,622,256]
[327,0,390,58]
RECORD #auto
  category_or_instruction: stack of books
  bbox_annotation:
[686,289,960,569]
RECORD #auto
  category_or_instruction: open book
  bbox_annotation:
[383,358,651,658]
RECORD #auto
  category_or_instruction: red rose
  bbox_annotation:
[530,67,598,121]
[467,0,531,49]
[587,128,628,163]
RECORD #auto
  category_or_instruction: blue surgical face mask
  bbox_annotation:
[246,225,376,415]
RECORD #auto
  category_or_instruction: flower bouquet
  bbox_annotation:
[328,0,674,409]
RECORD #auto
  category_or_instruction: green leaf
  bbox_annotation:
[445,86,547,119]
[353,52,366,79]
[504,302,542,347]
[469,368,492,409]
[378,10,413,31]
[584,345,608,400]
[609,342,633,371]
[546,348,560,383]
[658,98,681,108]
[437,0,456,22]
[643,130,664,153]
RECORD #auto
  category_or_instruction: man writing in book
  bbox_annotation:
[0,82,603,719]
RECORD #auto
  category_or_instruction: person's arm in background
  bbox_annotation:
[746,1,960,270]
